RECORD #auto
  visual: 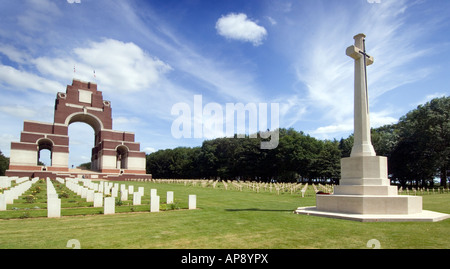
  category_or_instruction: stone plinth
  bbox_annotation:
[316,155,423,216]
[316,194,422,215]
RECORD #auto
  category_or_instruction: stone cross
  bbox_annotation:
[346,33,376,157]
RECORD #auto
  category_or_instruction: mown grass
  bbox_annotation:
[0,180,448,249]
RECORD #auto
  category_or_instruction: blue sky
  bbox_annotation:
[0,0,449,167]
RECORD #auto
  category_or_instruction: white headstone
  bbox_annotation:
[111,187,118,198]
[133,192,141,205]
[81,187,88,199]
[93,193,103,207]
[104,184,110,195]
[150,195,160,212]
[150,189,157,198]
[47,198,61,218]
[138,187,144,196]
[86,190,94,202]
[189,195,197,210]
[104,197,115,215]
[167,191,174,204]
[128,185,134,194]
[4,190,13,204]
[121,189,128,201]
[0,194,6,211]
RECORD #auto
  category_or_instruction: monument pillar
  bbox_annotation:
[295,34,448,221]
[346,33,375,157]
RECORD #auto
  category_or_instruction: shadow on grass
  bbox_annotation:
[225,208,294,212]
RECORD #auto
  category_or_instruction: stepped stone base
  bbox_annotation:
[294,155,450,222]
[316,194,422,215]
[294,206,449,222]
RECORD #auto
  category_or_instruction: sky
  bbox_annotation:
[0,0,449,167]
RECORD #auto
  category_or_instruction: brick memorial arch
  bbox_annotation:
[6,79,152,180]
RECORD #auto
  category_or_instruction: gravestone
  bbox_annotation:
[189,195,196,210]
[150,189,157,198]
[47,197,61,218]
[104,197,115,215]
[150,195,160,212]
[133,192,141,205]
[4,190,13,204]
[121,189,128,201]
[111,187,118,198]
[167,191,174,204]
[81,187,88,199]
[0,194,6,211]
[93,193,103,207]
[138,187,144,196]
[86,190,95,202]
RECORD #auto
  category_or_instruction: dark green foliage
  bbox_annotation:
[0,150,9,176]
[147,128,341,183]
[146,96,449,187]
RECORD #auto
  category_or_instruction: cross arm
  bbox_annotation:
[346,45,374,65]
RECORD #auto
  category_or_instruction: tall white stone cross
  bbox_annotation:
[346,33,376,157]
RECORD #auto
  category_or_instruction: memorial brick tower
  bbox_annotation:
[6,79,151,180]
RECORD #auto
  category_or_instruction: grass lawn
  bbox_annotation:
[0,180,449,249]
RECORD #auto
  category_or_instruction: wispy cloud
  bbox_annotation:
[277,0,439,138]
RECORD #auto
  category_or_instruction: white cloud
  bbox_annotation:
[0,134,17,156]
[144,147,156,154]
[0,44,31,64]
[370,110,398,128]
[216,13,267,46]
[0,105,37,119]
[0,64,64,94]
[312,123,353,136]
[416,92,447,106]
[266,16,277,25]
[18,0,62,32]
[33,39,172,93]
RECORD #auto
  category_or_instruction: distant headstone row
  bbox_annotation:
[0,176,197,218]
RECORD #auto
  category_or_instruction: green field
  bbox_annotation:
[0,180,449,249]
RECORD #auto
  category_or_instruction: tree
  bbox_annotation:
[0,150,9,176]
[391,96,450,188]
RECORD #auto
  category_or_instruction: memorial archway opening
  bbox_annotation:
[68,121,95,170]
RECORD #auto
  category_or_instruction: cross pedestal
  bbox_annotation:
[295,34,448,222]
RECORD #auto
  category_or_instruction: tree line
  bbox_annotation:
[1,97,448,188]
[147,96,449,188]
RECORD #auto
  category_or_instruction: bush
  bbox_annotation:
[25,195,35,203]
[59,191,69,199]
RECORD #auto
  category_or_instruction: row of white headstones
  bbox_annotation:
[0,176,197,218]
[0,176,40,209]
